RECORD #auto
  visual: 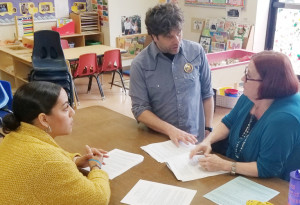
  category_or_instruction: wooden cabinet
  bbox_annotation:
[0,45,32,92]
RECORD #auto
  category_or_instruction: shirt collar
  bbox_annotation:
[149,40,184,60]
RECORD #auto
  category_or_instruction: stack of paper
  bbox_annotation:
[204,176,279,205]
[84,149,144,180]
[141,140,227,181]
[121,179,197,205]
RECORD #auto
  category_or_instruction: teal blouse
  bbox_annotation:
[222,94,300,181]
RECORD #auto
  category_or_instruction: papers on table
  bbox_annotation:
[84,149,144,180]
[141,140,195,163]
[204,176,280,205]
[141,140,227,181]
[166,152,227,182]
[121,179,197,205]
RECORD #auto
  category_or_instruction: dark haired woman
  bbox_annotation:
[190,51,300,181]
[0,81,110,204]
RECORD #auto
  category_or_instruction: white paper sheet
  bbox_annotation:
[84,149,144,180]
[166,152,227,182]
[140,140,195,163]
[204,176,280,205]
[121,179,197,205]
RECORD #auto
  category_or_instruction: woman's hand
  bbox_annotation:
[198,154,231,172]
[74,145,108,168]
[189,139,212,159]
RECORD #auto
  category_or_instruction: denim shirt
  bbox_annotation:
[129,40,213,141]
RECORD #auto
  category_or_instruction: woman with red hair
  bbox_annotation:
[190,50,300,181]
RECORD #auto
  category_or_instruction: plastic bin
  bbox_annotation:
[85,40,101,46]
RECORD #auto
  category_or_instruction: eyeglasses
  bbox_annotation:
[244,66,263,82]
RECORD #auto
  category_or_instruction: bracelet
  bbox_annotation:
[88,159,102,167]
[90,164,102,170]
[231,162,237,175]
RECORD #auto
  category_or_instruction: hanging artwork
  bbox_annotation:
[71,2,87,12]
[39,2,55,14]
[121,15,141,35]
[0,0,56,25]
[19,2,38,15]
[0,2,16,16]
[191,18,205,33]
[185,0,245,8]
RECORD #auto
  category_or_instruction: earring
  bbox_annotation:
[46,125,52,133]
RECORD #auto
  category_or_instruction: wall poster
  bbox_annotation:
[0,0,56,25]
[185,0,245,8]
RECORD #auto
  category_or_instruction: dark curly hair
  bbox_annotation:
[145,3,184,36]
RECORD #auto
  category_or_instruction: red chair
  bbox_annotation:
[73,53,104,101]
[97,49,126,94]
[60,39,70,49]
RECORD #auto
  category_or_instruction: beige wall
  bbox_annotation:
[0,0,269,51]
[107,0,157,47]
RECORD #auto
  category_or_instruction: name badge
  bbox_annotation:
[184,63,193,73]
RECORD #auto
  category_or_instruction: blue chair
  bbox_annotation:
[0,81,13,137]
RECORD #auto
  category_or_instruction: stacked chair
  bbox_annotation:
[29,30,75,107]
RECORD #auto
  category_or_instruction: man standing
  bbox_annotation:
[129,3,214,146]
[124,17,132,35]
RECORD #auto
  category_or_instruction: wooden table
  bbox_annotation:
[55,106,289,205]
[63,45,126,61]
[0,44,124,93]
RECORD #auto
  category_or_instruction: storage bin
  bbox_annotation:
[85,40,101,46]
[216,94,240,109]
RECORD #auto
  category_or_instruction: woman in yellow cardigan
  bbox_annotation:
[0,81,110,204]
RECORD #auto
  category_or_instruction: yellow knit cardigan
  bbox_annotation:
[0,122,110,204]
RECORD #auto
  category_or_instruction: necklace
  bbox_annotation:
[234,114,257,159]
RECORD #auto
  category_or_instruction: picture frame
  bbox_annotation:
[191,18,205,33]
[199,36,211,53]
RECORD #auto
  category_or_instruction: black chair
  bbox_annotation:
[29,30,75,107]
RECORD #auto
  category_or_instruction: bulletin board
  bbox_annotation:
[185,0,245,8]
[0,0,56,25]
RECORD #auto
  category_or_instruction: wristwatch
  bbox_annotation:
[205,126,213,132]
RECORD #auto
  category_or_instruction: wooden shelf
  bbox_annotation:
[70,12,100,34]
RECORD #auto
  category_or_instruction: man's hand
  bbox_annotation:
[167,126,198,147]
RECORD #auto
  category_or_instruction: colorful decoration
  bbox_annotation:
[185,0,245,7]
[273,8,300,74]
[0,1,56,25]
[71,2,87,12]
[39,2,55,14]
[19,3,38,15]
[0,2,16,16]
